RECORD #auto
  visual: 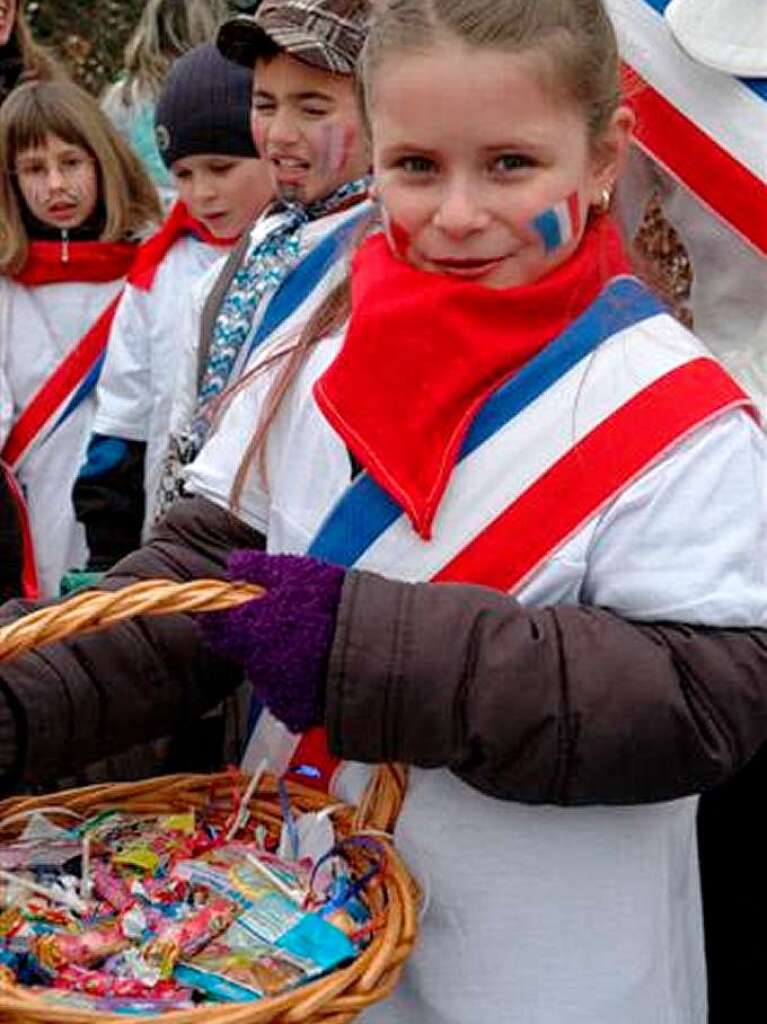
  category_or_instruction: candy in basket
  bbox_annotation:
[0,580,418,1024]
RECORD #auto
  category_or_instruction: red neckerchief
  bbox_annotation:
[14,239,137,286]
[314,215,632,539]
[128,200,238,292]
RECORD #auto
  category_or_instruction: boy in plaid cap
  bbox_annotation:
[219,0,370,204]
[158,0,373,513]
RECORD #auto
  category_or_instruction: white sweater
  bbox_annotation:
[0,275,125,595]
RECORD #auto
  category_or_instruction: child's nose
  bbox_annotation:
[433,182,489,238]
[191,174,217,201]
[267,107,301,148]
[46,165,67,189]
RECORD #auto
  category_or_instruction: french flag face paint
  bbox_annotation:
[530,191,583,253]
[317,123,351,179]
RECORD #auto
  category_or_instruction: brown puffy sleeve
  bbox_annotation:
[0,496,262,789]
[327,570,767,804]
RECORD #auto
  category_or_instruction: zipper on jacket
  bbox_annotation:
[61,228,69,264]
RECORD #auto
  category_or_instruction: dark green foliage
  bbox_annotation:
[23,0,146,96]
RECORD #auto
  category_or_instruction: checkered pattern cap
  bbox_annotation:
[217,0,370,75]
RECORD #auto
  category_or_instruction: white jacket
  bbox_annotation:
[0,275,125,596]
[168,202,373,446]
[187,302,767,1024]
[92,234,227,532]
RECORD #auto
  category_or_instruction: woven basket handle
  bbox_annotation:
[0,579,262,660]
[0,579,406,829]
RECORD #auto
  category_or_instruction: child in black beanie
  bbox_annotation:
[74,43,273,571]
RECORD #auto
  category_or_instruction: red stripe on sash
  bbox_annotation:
[1,462,39,599]
[434,359,751,590]
[289,358,750,792]
[623,64,767,254]
[0,295,121,470]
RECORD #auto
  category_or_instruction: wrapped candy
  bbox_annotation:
[142,895,240,977]
[52,963,191,1002]
[0,799,380,1014]
[33,922,129,973]
[27,986,195,1013]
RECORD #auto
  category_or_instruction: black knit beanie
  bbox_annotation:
[154,42,258,169]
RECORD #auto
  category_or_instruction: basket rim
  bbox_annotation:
[0,770,418,1024]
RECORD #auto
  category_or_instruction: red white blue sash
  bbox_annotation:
[606,0,766,254]
[242,277,753,787]
[0,295,120,472]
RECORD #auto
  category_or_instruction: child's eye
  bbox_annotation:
[252,98,275,115]
[397,156,436,175]
[300,105,330,118]
[210,162,235,176]
[492,153,533,174]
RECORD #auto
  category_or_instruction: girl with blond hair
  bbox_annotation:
[0,79,160,596]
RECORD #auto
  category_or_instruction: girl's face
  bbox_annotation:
[15,133,98,230]
[371,41,632,288]
[0,0,17,46]
[251,52,370,205]
[171,154,273,238]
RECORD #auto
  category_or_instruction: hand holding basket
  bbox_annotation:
[0,578,418,1024]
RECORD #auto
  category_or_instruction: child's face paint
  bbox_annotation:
[528,191,583,254]
[316,122,354,182]
[251,53,370,205]
[15,134,98,230]
[172,154,273,238]
[369,41,632,288]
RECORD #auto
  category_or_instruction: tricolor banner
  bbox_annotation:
[241,277,753,790]
[605,0,766,254]
[0,295,120,472]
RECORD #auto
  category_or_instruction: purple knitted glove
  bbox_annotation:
[198,550,346,733]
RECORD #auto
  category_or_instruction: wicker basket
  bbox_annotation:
[0,580,418,1024]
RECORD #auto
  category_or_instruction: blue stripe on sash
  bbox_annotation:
[245,207,370,364]
[240,208,368,751]
[42,350,106,446]
[308,277,664,567]
[639,0,767,99]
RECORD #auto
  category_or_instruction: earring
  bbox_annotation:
[595,186,612,215]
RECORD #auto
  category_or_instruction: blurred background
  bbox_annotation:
[24,0,146,95]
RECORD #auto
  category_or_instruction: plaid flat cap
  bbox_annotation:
[217,0,370,75]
